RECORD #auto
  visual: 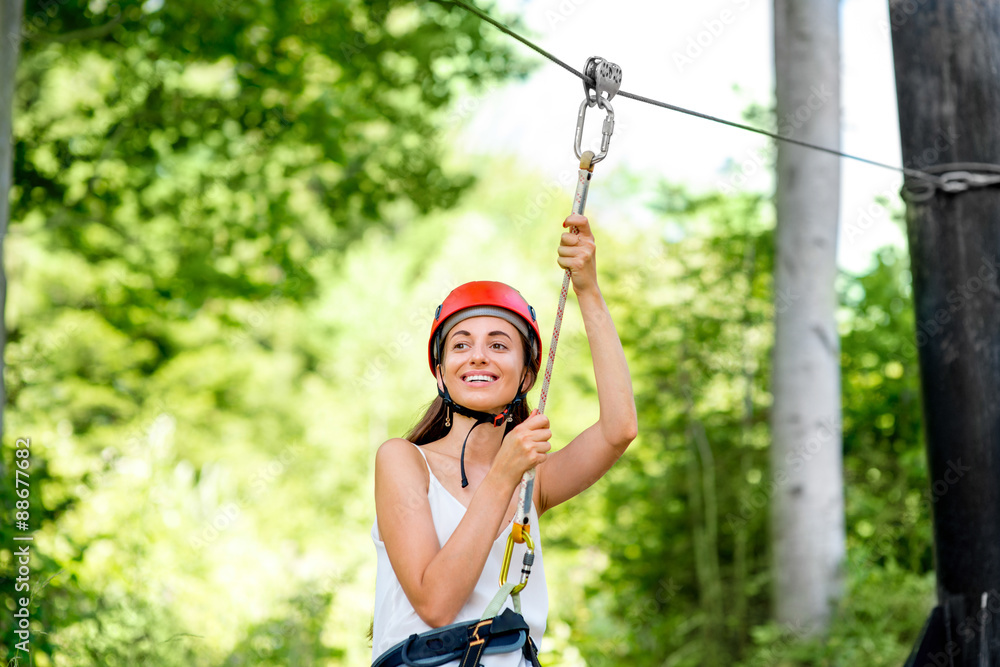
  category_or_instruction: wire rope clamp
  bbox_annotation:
[575,56,621,164]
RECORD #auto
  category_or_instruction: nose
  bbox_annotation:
[469,342,488,364]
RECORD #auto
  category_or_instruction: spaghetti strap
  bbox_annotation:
[409,442,432,477]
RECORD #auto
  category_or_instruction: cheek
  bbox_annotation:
[440,355,461,379]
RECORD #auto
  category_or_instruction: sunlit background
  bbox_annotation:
[2,0,932,665]
[458,0,906,272]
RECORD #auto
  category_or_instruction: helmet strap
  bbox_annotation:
[437,371,526,488]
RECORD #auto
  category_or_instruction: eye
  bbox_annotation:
[452,342,469,350]
[490,342,508,351]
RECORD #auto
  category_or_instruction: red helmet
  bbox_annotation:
[428,281,541,375]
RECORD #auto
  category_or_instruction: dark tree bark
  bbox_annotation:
[890,1,1000,665]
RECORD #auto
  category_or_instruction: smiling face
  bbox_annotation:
[438,316,528,414]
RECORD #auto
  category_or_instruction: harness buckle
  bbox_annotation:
[469,619,492,646]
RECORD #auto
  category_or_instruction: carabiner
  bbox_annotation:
[499,529,535,594]
[574,97,615,165]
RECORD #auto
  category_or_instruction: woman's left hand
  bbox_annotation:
[558,214,599,294]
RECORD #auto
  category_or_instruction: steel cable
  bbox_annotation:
[436,0,1000,200]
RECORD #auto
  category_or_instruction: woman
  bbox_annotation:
[371,214,637,665]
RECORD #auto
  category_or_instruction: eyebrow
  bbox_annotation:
[449,330,513,340]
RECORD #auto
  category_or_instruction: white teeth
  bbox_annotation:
[465,375,496,383]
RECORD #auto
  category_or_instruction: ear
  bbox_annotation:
[436,364,446,393]
[519,366,537,394]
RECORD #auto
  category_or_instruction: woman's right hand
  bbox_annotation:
[492,410,552,486]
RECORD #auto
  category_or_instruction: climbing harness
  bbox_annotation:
[372,57,620,667]
[372,607,542,667]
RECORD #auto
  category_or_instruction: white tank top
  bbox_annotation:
[371,443,548,665]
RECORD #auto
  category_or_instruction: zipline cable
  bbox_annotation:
[434,0,1000,202]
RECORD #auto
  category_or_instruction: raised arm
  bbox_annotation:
[536,214,638,515]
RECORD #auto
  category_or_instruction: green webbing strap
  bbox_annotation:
[481,580,520,620]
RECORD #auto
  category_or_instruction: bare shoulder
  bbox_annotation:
[375,438,429,486]
[375,438,434,544]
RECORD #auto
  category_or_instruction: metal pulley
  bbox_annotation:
[582,56,622,108]
[575,56,622,164]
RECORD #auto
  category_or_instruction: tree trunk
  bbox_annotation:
[770,0,845,633]
[890,1,1000,665]
[1,0,24,450]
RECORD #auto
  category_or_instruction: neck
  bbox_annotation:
[444,413,505,468]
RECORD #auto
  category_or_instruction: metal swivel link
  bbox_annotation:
[575,56,622,165]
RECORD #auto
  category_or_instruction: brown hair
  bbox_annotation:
[405,332,540,445]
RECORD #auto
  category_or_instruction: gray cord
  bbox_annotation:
[438,0,1000,201]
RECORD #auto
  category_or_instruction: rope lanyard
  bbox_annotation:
[496,56,621,606]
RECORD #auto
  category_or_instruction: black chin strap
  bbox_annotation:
[457,421,487,489]
[437,374,526,488]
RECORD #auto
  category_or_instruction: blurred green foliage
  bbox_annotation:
[4,0,531,664]
[3,1,936,665]
[542,189,934,666]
